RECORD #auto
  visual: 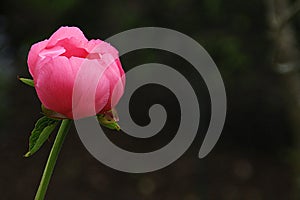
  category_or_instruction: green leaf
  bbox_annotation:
[24,116,59,157]
[18,77,34,87]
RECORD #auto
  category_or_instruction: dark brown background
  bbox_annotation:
[1,0,300,199]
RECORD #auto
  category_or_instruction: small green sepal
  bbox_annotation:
[41,105,68,119]
[97,109,121,131]
[18,77,34,87]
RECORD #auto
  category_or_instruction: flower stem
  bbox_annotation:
[34,119,72,200]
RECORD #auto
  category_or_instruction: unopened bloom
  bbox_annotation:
[27,26,125,119]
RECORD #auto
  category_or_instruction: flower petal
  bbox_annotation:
[101,54,125,111]
[85,40,125,111]
[35,56,75,118]
[86,39,119,59]
[57,38,89,58]
[27,39,48,77]
[39,46,66,58]
[71,57,110,119]
[47,26,88,47]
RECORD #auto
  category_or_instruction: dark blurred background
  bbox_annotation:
[1,0,300,199]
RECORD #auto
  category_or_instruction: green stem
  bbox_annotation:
[34,119,72,200]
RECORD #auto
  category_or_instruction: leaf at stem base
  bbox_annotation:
[25,116,59,157]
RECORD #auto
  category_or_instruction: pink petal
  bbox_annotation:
[86,39,119,59]
[35,56,75,118]
[47,26,88,47]
[27,39,48,77]
[72,57,110,119]
[39,46,66,58]
[56,38,89,58]
[85,40,125,111]
[100,54,125,111]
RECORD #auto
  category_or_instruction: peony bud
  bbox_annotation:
[27,26,125,119]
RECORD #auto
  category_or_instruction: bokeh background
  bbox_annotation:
[1,0,300,199]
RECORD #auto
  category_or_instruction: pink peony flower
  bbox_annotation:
[27,26,125,119]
